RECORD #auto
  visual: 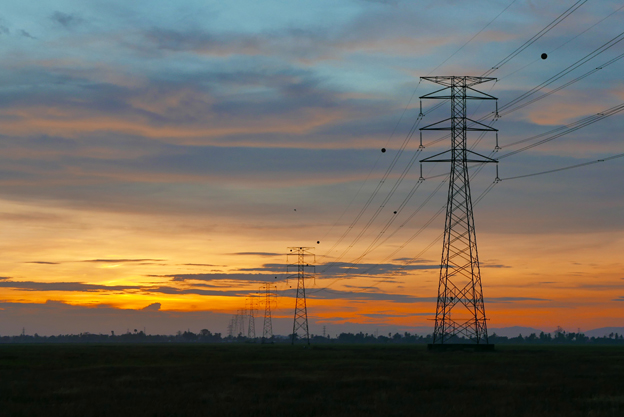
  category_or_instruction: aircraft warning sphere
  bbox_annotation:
[541,53,548,60]
[381,148,386,153]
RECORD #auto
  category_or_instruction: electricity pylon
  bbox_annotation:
[247,297,256,339]
[227,316,235,338]
[262,282,276,343]
[288,247,315,345]
[419,76,498,347]
[235,308,246,337]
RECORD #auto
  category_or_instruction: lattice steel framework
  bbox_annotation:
[288,247,315,345]
[234,309,246,337]
[420,76,498,344]
[247,297,256,339]
[261,282,275,343]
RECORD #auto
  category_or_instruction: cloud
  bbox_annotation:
[481,263,511,269]
[392,258,434,263]
[318,262,441,277]
[361,312,429,318]
[305,288,436,303]
[343,284,380,291]
[139,286,248,297]
[229,261,439,279]
[0,279,254,298]
[50,12,84,28]
[576,282,624,291]
[614,297,624,302]
[164,273,285,283]
[0,300,231,336]
[486,297,550,303]
[24,261,60,265]
[0,280,141,292]
[304,291,549,304]
[136,3,496,66]
[236,263,288,272]
[0,66,384,150]
[19,30,36,39]
[82,259,164,263]
[230,252,283,257]
[359,0,399,5]
[142,303,161,311]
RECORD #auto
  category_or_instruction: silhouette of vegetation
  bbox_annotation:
[3,328,623,345]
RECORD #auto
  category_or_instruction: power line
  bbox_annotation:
[499,103,624,159]
[320,114,423,260]
[430,39,624,152]
[308,180,448,295]
[502,51,624,116]
[318,0,600,287]
[348,179,446,267]
[499,152,624,181]
[317,0,526,264]
[330,179,500,297]
[322,147,424,270]
[347,179,425,265]
[482,0,588,76]
[318,1,574,266]
[499,3,624,81]
[318,81,422,248]
[427,0,519,75]
[500,30,624,113]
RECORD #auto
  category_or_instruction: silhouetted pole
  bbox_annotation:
[420,76,498,346]
[227,316,235,338]
[288,247,315,345]
[235,308,246,337]
[247,297,256,339]
[262,283,275,343]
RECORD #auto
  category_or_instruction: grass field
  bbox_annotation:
[0,344,622,416]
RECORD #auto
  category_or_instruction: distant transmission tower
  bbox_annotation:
[419,76,498,349]
[262,282,276,343]
[235,308,246,337]
[227,316,235,338]
[247,297,256,340]
[288,247,315,345]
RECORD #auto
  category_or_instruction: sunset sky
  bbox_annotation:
[0,0,622,336]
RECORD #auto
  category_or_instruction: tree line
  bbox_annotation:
[1,328,623,344]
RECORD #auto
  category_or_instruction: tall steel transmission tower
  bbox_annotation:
[288,247,315,345]
[246,297,256,340]
[261,282,276,343]
[419,76,498,349]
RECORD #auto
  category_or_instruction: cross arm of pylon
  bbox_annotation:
[420,149,498,164]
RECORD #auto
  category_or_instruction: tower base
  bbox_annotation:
[427,343,495,352]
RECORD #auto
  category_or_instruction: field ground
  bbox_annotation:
[0,344,623,416]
